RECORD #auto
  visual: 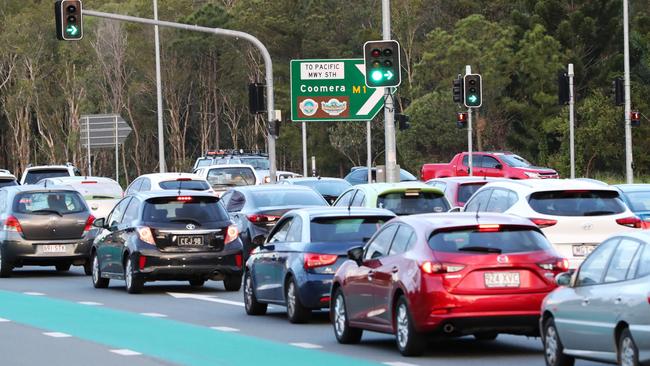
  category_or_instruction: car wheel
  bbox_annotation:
[55,264,71,272]
[331,287,362,344]
[83,259,93,276]
[619,328,641,366]
[543,318,575,366]
[243,271,267,315]
[124,257,144,294]
[0,248,13,278]
[189,279,205,287]
[91,252,109,289]
[286,279,311,323]
[223,275,242,292]
[395,296,425,356]
[474,332,498,341]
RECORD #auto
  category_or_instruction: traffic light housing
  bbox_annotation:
[463,74,482,108]
[55,0,83,41]
[453,76,464,104]
[248,83,266,114]
[363,40,401,88]
[396,113,410,131]
[269,120,281,137]
[631,111,640,127]
[456,112,468,129]
[613,77,624,106]
[558,71,569,105]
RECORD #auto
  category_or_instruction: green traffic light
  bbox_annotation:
[468,95,478,104]
[371,70,383,82]
[66,25,79,36]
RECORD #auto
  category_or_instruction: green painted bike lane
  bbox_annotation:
[0,290,381,366]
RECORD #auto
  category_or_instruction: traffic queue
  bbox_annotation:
[0,152,649,366]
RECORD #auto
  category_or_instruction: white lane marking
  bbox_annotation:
[23,292,45,296]
[140,312,167,318]
[167,292,245,307]
[211,326,240,332]
[110,349,142,356]
[384,362,420,366]
[43,332,71,338]
[290,342,322,349]
[78,301,103,306]
[0,318,10,322]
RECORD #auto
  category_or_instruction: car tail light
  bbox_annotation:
[224,225,239,244]
[176,196,193,202]
[421,261,465,274]
[246,214,280,223]
[138,227,156,245]
[81,181,97,184]
[529,218,558,228]
[3,215,23,233]
[83,215,95,234]
[235,253,242,268]
[616,216,642,228]
[304,253,338,269]
[642,221,650,230]
[139,256,147,270]
[538,258,569,272]
[320,296,331,303]
[176,178,192,181]
[478,224,500,232]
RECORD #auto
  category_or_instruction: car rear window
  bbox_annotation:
[0,179,18,188]
[528,190,626,216]
[207,167,257,188]
[294,180,350,197]
[457,183,487,204]
[158,180,210,191]
[622,191,650,212]
[250,190,327,207]
[13,191,86,214]
[142,196,228,224]
[310,216,391,242]
[428,227,552,254]
[24,169,70,185]
[378,191,449,215]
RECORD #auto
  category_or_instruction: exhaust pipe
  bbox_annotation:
[443,323,455,334]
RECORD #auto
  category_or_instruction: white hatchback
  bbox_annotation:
[125,173,213,195]
[36,176,123,220]
[462,179,641,268]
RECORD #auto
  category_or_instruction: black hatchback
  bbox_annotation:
[90,190,243,293]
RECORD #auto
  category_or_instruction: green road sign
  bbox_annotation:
[290,59,387,122]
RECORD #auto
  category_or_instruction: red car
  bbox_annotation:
[330,213,567,356]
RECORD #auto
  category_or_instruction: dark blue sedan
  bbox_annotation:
[615,184,650,228]
[243,207,395,323]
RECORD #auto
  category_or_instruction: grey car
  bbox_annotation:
[541,232,650,366]
[0,185,96,277]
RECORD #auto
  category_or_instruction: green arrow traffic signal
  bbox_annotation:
[363,40,401,87]
[468,95,477,103]
[66,25,78,36]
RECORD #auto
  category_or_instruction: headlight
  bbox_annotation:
[524,172,541,179]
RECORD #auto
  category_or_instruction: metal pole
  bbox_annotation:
[86,117,91,176]
[153,0,166,173]
[568,63,575,179]
[623,0,633,183]
[82,9,277,182]
[381,0,399,183]
[465,65,473,176]
[367,120,372,183]
[302,122,307,177]
[114,115,119,182]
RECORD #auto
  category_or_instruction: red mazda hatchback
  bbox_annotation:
[330,213,567,356]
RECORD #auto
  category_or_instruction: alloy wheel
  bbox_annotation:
[545,325,558,366]
[621,336,635,366]
[286,282,296,317]
[125,258,133,289]
[244,275,253,309]
[396,303,409,349]
[334,293,347,337]
[92,255,100,284]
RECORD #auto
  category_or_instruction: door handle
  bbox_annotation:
[391,266,399,274]
[581,298,590,306]
[270,254,278,261]
[615,297,623,304]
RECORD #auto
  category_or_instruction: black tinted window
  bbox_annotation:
[310,217,389,243]
[14,191,86,214]
[142,196,228,224]
[529,190,626,216]
[158,180,209,191]
[457,183,486,204]
[250,190,326,207]
[377,191,449,215]
[24,170,70,185]
[481,156,501,168]
[428,227,552,254]
[0,179,17,188]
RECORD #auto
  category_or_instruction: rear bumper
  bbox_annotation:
[295,273,334,309]
[135,248,243,281]
[1,236,93,266]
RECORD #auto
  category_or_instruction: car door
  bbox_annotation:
[480,156,503,177]
[124,178,143,195]
[254,217,292,302]
[278,217,302,302]
[346,224,398,324]
[485,188,516,213]
[99,197,131,274]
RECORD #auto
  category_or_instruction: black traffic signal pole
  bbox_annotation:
[81,9,280,183]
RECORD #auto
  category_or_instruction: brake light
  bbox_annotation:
[478,224,500,232]
[643,221,650,230]
[138,256,147,270]
[81,181,97,184]
[83,215,95,233]
[420,261,465,274]
[235,253,242,268]
[538,258,569,272]
[224,225,239,244]
[176,178,192,181]
[304,253,338,269]
[176,196,193,202]
[616,216,642,228]
[3,215,22,233]
[246,214,280,223]
[138,227,156,245]
[529,218,558,228]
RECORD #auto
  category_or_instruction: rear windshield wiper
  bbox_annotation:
[583,210,615,216]
[458,246,502,253]
[31,209,63,216]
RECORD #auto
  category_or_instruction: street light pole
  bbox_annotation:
[153,0,166,173]
[623,0,633,183]
[381,0,399,183]
[568,63,575,179]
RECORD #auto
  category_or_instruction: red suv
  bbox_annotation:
[330,213,567,356]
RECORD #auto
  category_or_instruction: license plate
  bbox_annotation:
[178,236,203,246]
[41,245,67,253]
[572,244,597,257]
[484,272,520,288]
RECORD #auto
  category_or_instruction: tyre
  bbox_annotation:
[243,271,267,315]
[0,248,13,278]
[223,275,242,292]
[543,318,575,366]
[474,332,498,341]
[331,287,362,344]
[91,252,109,289]
[395,296,425,356]
[618,328,641,366]
[83,259,93,276]
[285,279,311,324]
[55,264,71,272]
[189,279,205,287]
[124,256,144,294]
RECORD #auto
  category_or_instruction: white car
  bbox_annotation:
[194,164,259,196]
[36,176,123,220]
[462,179,641,268]
[124,173,213,195]
[0,169,18,188]
[20,163,81,185]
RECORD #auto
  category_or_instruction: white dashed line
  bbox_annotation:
[290,342,322,349]
[210,326,240,332]
[0,318,10,322]
[110,349,142,356]
[383,362,420,366]
[43,332,71,338]
[78,301,103,306]
[140,312,167,318]
[23,292,45,296]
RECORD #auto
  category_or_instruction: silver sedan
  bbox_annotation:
[540,232,650,366]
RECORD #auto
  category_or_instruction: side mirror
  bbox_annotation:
[252,234,266,247]
[495,163,503,170]
[555,272,572,287]
[93,218,106,229]
[448,207,462,213]
[347,246,364,265]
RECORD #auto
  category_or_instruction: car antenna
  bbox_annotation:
[475,203,481,222]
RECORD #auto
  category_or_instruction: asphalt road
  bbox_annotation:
[0,266,603,366]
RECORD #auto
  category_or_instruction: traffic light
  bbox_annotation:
[456,112,468,129]
[558,71,569,105]
[363,40,401,88]
[396,113,410,131]
[452,76,464,104]
[631,111,641,127]
[55,0,83,41]
[613,77,624,106]
[463,74,482,108]
[248,83,266,114]
[269,120,281,137]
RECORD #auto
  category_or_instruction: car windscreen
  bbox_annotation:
[240,157,270,170]
[528,190,626,216]
[377,191,449,215]
[500,154,532,168]
[457,183,487,204]
[24,169,70,185]
[294,180,350,197]
[249,189,327,208]
[207,167,256,188]
[13,191,87,215]
[158,180,210,191]
[428,227,552,254]
[0,179,18,188]
[142,196,229,224]
[310,216,391,242]
[399,170,417,181]
[622,191,650,212]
